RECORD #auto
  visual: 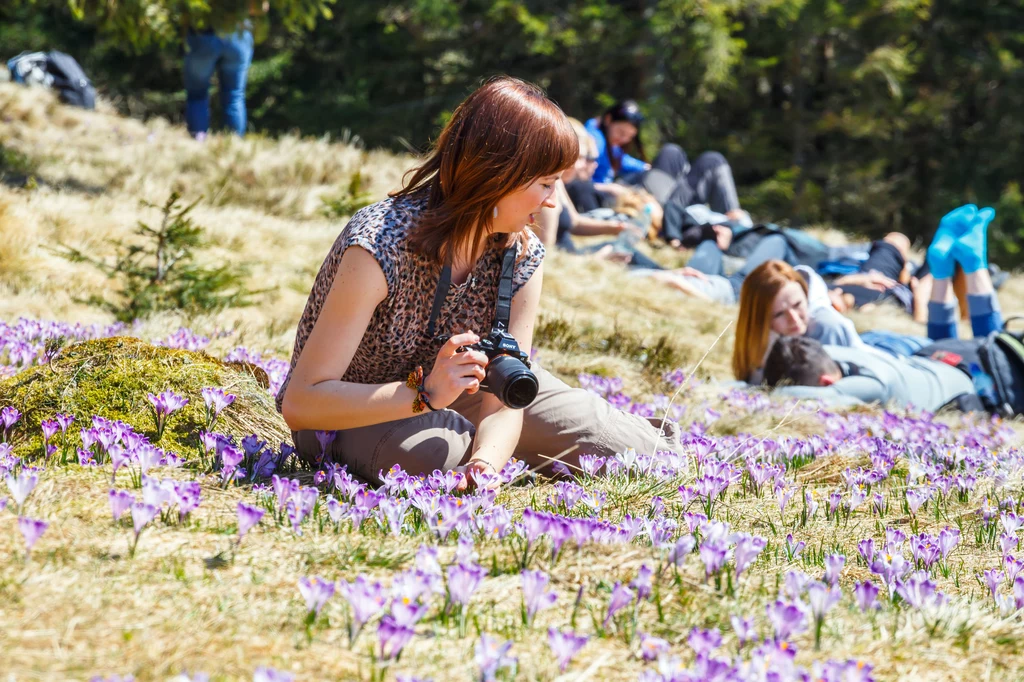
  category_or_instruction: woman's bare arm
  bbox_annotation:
[280,246,423,431]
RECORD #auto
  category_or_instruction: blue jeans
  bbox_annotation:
[688,234,792,299]
[184,30,254,136]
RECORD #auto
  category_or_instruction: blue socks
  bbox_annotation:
[968,292,1003,337]
[927,300,959,341]
[952,207,995,274]
[926,204,976,280]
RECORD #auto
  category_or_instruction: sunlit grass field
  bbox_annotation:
[1,83,1024,682]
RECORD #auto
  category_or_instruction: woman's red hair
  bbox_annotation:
[392,76,578,263]
[732,260,809,382]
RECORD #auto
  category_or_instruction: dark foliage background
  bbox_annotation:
[3,1,1023,262]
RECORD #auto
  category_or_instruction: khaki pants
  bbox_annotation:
[292,367,684,484]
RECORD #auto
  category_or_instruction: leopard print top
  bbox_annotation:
[276,192,545,413]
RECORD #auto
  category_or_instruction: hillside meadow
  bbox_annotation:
[1,83,1024,681]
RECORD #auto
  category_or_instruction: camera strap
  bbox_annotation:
[426,246,516,340]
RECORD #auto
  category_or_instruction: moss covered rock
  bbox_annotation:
[0,337,290,459]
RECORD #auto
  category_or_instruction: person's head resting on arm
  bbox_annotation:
[732,260,811,382]
[762,336,843,388]
[392,77,579,266]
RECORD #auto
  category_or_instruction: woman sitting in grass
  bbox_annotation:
[277,77,684,487]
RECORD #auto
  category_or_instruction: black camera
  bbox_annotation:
[460,325,538,409]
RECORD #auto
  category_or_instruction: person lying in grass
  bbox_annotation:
[763,205,1022,415]
[732,205,1001,384]
[277,76,685,488]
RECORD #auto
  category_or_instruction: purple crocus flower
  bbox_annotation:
[378,615,415,660]
[578,454,606,477]
[147,390,188,440]
[338,575,387,631]
[857,539,875,565]
[984,569,1005,600]
[130,502,159,542]
[221,445,244,474]
[1,406,21,441]
[687,627,722,655]
[639,632,670,661]
[237,501,265,540]
[447,562,487,607]
[253,667,294,682]
[766,600,807,642]
[521,569,557,625]
[699,539,730,579]
[475,634,516,682]
[786,533,806,560]
[824,554,846,586]
[807,581,841,622]
[298,576,335,616]
[314,430,337,462]
[40,419,59,443]
[1014,577,1024,610]
[547,628,587,671]
[631,564,654,601]
[854,581,880,612]
[109,489,134,522]
[896,573,942,610]
[733,533,767,577]
[200,387,236,428]
[54,413,74,432]
[730,615,756,648]
[17,516,48,556]
[936,526,960,559]
[6,470,38,511]
[668,535,696,566]
[603,581,634,627]
[390,596,428,627]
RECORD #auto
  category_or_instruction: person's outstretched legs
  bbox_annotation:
[927,206,1002,340]
[687,151,742,215]
[651,143,690,181]
[926,204,977,280]
[726,235,792,298]
[183,32,221,137]
[686,239,726,276]
[217,30,254,136]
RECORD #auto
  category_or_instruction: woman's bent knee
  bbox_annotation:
[293,410,475,484]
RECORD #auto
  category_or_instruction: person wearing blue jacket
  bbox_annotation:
[584,100,746,224]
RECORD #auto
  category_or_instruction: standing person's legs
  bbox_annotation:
[217,30,254,136]
[183,32,221,137]
[687,151,741,214]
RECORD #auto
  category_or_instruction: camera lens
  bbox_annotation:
[484,355,539,409]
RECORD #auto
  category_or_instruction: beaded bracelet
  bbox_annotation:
[406,366,437,413]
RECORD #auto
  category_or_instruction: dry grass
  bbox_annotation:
[1,83,1024,681]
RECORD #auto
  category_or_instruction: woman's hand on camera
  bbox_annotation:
[424,332,488,408]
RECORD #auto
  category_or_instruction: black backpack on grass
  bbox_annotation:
[7,50,96,110]
[916,324,1024,417]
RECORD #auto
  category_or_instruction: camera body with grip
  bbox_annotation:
[457,325,538,409]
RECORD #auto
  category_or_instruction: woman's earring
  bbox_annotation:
[493,206,498,219]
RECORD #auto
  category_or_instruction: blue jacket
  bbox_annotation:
[585,118,647,184]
